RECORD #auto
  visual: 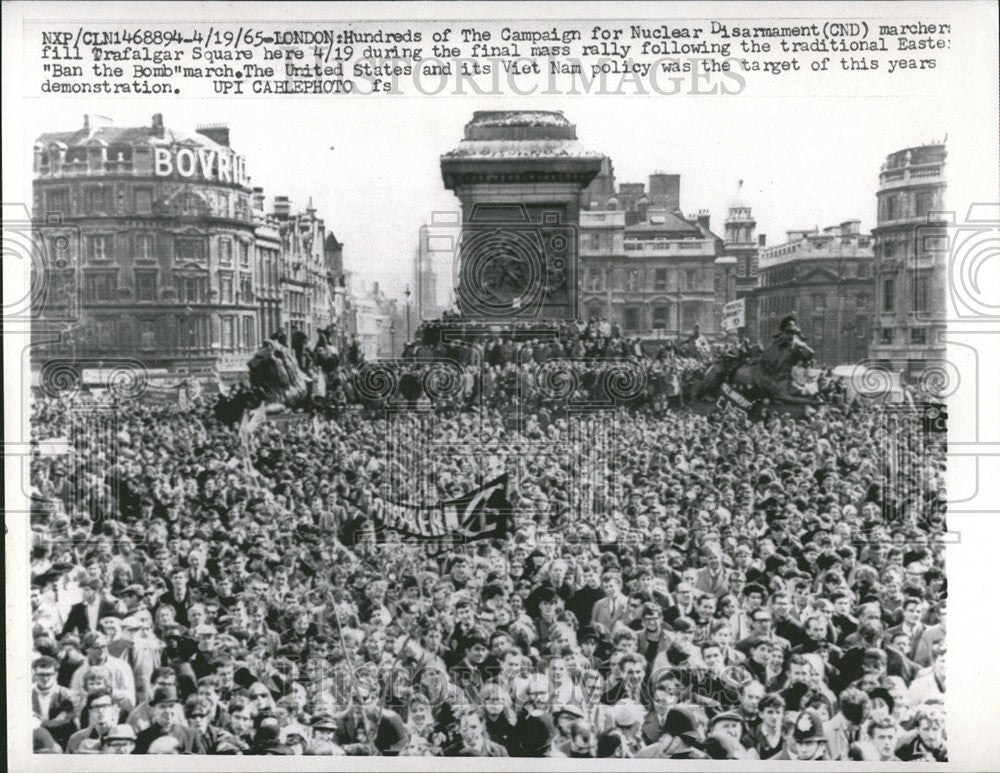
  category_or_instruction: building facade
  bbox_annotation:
[32,114,259,382]
[868,143,948,380]
[754,221,875,365]
[349,279,407,360]
[32,113,350,385]
[252,187,283,342]
[724,181,762,295]
[271,196,337,344]
[579,204,726,340]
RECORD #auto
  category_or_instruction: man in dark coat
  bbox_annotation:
[61,578,123,637]
[133,687,206,754]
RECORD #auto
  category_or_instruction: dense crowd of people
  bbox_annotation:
[28,343,947,758]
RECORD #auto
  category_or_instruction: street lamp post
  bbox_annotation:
[185,305,194,377]
[404,284,411,343]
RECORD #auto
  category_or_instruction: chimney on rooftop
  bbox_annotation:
[272,196,290,219]
[252,187,265,212]
[649,173,680,212]
[758,234,767,246]
[151,113,164,138]
[696,209,711,230]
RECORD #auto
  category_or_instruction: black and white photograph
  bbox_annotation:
[4,2,999,770]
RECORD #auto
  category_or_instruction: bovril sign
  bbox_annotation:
[153,146,250,187]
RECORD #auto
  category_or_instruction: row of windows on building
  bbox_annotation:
[756,293,871,315]
[878,189,938,222]
[284,289,309,317]
[880,275,931,314]
[44,185,250,221]
[584,303,699,332]
[585,267,704,292]
[79,269,253,304]
[736,254,759,278]
[622,239,707,252]
[256,247,281,294]
[878,327,930,345]
[878,233,947,260]
[755,277,929,320]
[77,314,256,352]
[759,262,870,287]
[68,232,252,265]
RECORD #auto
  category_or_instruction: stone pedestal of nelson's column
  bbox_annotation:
[440,111,604,321]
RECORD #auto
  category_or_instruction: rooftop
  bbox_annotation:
[466,110,573,129]
[625,210,701,235]
[37,122,226,151]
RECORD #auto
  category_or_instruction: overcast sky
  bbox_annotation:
[15,95,955,299]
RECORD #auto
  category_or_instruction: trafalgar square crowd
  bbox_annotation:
[25,318,947,760]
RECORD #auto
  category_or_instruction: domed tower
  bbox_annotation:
[722,180,760,336]
[725,179,760,284]
[725,181,758,269]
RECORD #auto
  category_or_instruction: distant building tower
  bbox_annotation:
[725,181,758,280]
[416,225,441,322]
[724,180,760,336]
[869,142,948,382]
[648,172,681,212]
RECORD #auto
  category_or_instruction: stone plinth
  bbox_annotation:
[440,111,604,320]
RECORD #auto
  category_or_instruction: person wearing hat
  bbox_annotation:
[703,730,751,760]
[247,723,293,755]
[610,701,646,756]
[551,703,586,748]
[772,709,830,760]
[635,705,708,758]
[133,686,206,754]
[515,710,564,757]
[309,712,340,749]
[100,723,137,754]
[709,710,745,745]
[61,577,123,637]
